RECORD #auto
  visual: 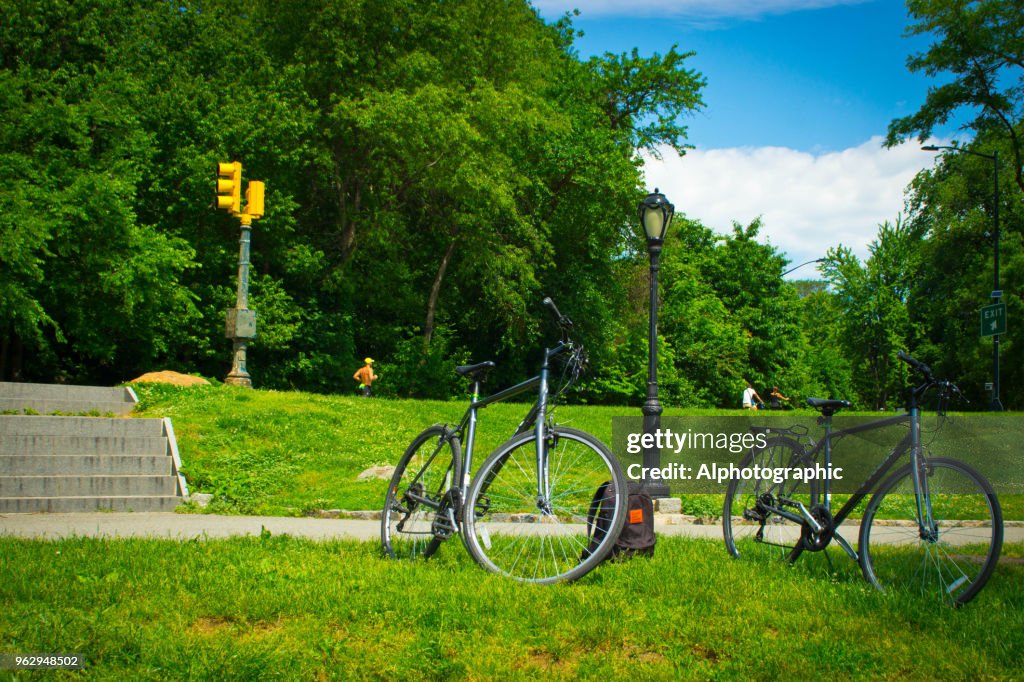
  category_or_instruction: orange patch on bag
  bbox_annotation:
[629,508,644,524]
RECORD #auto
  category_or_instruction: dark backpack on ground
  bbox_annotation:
[580,479,656,563]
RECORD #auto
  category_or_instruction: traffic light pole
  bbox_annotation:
[225,216,254,388]
[216,161,264,388]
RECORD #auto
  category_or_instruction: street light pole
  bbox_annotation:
[638,189,674,498]
[922,144,1003,411]
[991,150,1002,412]
[781,258,826,278]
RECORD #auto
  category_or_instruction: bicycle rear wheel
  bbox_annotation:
[381,425,462,561]
[723,436,818,562]
[463,427,627,584]
[859,457,1002,606]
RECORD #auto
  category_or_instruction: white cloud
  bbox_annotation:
[641,137,938,275]
[532,0,872,21]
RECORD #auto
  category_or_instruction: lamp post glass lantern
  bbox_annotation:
[922,144,1003,411]
[638,189,674,498]
[639,188,674,243]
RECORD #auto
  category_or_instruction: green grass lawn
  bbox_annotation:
[130,383,1023,522]
[6,385,1020,679]
[132,382,745,515]
[1,535,1021,680]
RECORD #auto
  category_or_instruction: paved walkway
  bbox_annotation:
[1,513,1019,543]
[0,512,729,541]
[0,513,383,541]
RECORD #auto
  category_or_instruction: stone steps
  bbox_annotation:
[0,381,137,416]
[0,496,184,513]
[0,408,187,513]
[0,455,172,476]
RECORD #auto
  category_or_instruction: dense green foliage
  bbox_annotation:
[1,535,1022,679]
[0,0,1020,409]
[881,0,1024,409]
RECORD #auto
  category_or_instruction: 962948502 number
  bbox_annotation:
[0,654,83,670]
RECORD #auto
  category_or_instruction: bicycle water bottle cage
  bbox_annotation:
[455,361,496,382]
[806,397,852,417]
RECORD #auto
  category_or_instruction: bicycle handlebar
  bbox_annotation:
[543,297,574,332]
[897,351,967,407]
[897,351,933,380]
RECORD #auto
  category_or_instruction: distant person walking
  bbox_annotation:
[353,358,378,397]
[742,382,764,410]
[769,386,791,410]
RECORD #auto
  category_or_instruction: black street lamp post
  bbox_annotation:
[638,189,674,498]
[782,258,826,278]
[922,144,1003,411]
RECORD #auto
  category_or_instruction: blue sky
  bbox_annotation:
[532,0,960,273]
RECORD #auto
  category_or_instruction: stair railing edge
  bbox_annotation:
[161,417,190,498]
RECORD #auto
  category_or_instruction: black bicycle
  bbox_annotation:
[723,352,1003,605]
[381,298,628,583]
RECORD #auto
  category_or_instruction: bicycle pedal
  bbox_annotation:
[431,508,459,539]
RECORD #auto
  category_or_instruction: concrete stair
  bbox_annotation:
[0,381,138,416]
[0,415,188,513]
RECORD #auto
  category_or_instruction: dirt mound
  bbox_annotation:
[130,371,211,387]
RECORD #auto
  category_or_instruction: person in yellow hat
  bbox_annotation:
[353,357,379,397]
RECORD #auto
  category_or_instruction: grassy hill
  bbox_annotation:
[132,382,632,515]
[132,383,1023,520]
[133,382,749,515]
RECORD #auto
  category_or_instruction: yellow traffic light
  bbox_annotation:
[245,181,265,218]
[216,161,242,214]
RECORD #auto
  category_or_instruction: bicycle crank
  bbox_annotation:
[799,504,835,552]
[430,489,462,540]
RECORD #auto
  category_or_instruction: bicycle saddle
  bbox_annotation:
[805,397,852,415]
[455,361,495,381]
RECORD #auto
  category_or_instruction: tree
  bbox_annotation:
[821,220,918,409]
[901,133,1024,408]
[887,0,1024,199]
[0,0,711,394]
[0,0,201,382]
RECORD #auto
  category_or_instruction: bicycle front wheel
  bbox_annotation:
[723,436,818,562]
[463,427,627,584]
[859,457,1002,606]
[381,425,462,561]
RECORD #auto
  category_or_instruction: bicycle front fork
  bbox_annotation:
[912,455,939,542]
[535,426,553,514]
[908,410,939,542]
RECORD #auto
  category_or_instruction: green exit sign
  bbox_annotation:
[980,303,1006,337]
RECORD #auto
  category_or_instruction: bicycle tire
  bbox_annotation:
[723,436,819,562]
[462,426,628,584]
[381,425,463,561]
[859,457,1003,606]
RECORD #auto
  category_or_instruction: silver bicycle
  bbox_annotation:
[382,298,628,583]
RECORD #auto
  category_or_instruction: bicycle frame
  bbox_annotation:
[764,379,940,562]
[445,341,571,519]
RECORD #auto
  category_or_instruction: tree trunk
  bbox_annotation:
[424,238,458,349]
[0,329,8,381]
